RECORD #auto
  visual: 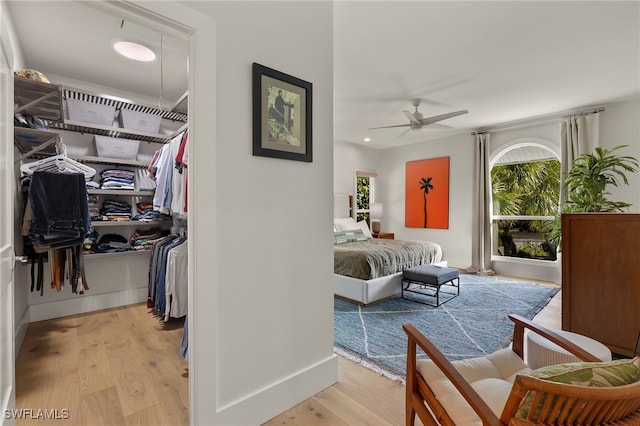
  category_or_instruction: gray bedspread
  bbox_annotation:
[334,238,443,280]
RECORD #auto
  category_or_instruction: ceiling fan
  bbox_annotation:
[369,99,468,137]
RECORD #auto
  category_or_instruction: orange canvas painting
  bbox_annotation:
[405,157,450,229]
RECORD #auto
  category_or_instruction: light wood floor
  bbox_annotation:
[15,279,561,426]
[15,304,188,426]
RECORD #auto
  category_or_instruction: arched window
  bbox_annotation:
[491,144,560,261]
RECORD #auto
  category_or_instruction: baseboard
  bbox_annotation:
[27,288,148,322]
[14,308,31,359]
[198,353,338,425]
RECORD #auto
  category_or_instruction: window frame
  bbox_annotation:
[490,142,560,262]
[355,169,378,222]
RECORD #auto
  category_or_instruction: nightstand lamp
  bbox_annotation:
[370,203,383,235]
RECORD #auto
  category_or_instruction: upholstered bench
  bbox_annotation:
[402,264,460,307]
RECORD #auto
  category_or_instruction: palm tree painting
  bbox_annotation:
[406,157,450,229]
[419,177,433,227]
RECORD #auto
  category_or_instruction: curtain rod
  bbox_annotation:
[471,106,605,135]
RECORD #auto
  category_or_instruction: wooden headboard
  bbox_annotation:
[333,193,354,218]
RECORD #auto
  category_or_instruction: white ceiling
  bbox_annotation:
[6,1,189,105]
[7,1,640,149]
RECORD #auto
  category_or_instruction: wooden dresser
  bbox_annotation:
[561,213,640,357]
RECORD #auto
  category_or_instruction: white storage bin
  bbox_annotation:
[66,98,116,126]
[94,135,140,160]
[119,108,162,133]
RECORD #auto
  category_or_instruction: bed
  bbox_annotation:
[333,194,445,305]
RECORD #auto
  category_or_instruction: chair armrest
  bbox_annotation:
[403,323,502,426]
[508,314,601,362]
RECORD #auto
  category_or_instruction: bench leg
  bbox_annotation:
[401,276,459,307]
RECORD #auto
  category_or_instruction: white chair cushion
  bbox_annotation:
[417,348,531,425]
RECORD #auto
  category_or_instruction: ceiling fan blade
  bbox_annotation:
[397,128,411,138]
[402,110,421,125]
[420,110,469,126]
[368,123,411,130]
[423,123,453,130]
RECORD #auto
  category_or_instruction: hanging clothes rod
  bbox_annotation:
[471,106,606,135]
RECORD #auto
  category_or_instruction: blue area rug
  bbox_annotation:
[334,273,559,381]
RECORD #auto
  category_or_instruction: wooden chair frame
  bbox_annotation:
[404,314,640,426]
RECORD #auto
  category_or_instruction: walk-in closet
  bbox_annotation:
[6,2,191,423]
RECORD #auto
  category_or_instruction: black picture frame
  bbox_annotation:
[252,63,312,162]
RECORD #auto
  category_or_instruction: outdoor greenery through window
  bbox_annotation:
[491,147,560,261]
[356,171,377,223]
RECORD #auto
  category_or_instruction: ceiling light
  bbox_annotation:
[364,137,371,142]
[113,41,156,62]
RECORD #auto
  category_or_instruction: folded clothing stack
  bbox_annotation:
[132,201,166,221]
[100,199,132,221]
[131,227,168,251]
[95,233,130,253]
[100,169,135,190]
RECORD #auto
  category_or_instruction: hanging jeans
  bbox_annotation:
[28,171,90,249]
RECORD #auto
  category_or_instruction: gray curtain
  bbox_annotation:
[468,132,494,275]
[560,113,600,204]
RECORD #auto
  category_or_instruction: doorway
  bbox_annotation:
[2,1,206,424]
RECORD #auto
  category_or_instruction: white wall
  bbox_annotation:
[379,133,475,269]
[334,139,380,196]
[180,2,337,425]
[600,100,640,212]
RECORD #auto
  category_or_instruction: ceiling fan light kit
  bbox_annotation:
[369,98,468,136]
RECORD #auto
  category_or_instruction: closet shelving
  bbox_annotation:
[87,189,155,196]
[14,75,186,257]
[54,87,187,143]
[171,90,188,114]
[13,76,188,154]
[14,77,64,161]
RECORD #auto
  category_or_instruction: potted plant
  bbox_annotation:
[548,145,639,249]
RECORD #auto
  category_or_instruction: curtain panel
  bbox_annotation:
[560,112,600,204]
[469,132,494,275]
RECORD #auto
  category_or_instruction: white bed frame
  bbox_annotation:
[334,260,448,306]
[333,193,447,305]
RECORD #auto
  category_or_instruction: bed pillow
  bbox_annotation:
[334,229,368,244]
[516,357,640,419]
[336,220,373,239]
[334,217,356,231]
[356,220,374,238]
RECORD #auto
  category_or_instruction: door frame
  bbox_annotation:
[0,2,16,424]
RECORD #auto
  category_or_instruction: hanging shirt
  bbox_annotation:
[164,239,188,321]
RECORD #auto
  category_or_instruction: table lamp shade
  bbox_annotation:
[371,203,383,234]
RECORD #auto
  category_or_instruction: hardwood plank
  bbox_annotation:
[77,386,126,426]
[75,309,129,347]
[116,305,189,424]
[125,403,175,426]
[14,372,79,426]
[105,339,160,417]
[332,357,406,425]
[78,342,115,396]
[314,386,395,426]
[20,316,81,380]
[264,397,350,425]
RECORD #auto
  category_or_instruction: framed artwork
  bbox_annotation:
[405,156,450,229]
[252,62,312,162]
